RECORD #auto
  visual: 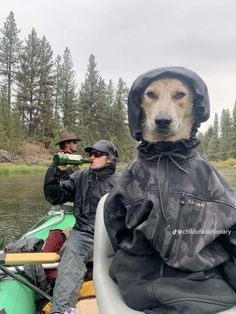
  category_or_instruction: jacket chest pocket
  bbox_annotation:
[147,191,209,261]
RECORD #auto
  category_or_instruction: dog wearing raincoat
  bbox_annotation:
[104,67,236,314]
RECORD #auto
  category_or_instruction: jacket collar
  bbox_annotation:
[137,139,199,160]
[89,163,116,181]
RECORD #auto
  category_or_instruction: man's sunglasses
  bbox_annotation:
[88,151,106,158]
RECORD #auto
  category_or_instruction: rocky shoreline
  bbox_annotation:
[0,150,14,163]
[0,142,51,166]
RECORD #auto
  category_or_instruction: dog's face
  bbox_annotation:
[141,78,194,142]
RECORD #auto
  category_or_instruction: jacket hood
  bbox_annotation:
[128,66,210,141]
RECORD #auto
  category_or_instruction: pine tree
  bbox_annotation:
[77,54,101,144]
[53,55,63,124]
[0,86,23,151]
[15,28,41,138]
[205,113,220,160]
[0,86,9,146]
[106,80,114,107]
[0,11,21,118]
[205,126,216,159]
[197,131,206,155]
[114,78,128,120]
[111,78,136,161]
[231,101,236,157]
[60,47,77,128]
[94,77,111,139]
[78,57,136,161]
[219,109,233,159]
[212,113,219,157]
[37,35,55,146]
[103,79,116,139]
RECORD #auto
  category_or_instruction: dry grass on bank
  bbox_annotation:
[211,158,236,169]
[14,141,51,165]
[0,142,51,174]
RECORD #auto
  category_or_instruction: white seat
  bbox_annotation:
[93,194,143,314]
[93,194,236,314]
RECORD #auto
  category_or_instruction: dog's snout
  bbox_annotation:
[155,115,172,129]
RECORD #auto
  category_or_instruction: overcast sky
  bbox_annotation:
[1,0,236,132]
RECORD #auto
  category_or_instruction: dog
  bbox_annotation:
[104,67,236,314]
[141,78,193,142]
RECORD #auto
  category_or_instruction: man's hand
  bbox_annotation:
[58,165,70,171]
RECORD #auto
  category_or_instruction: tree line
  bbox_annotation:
[0,11,136,162]
[1,12,235,162]
[198,104,236,160]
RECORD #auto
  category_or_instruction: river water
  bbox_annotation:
[0,172,49,246]
[0,169,236,247]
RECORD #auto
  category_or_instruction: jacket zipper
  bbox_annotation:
[164,193,185,259]
[152,158,170,249]
[180,192,185,205]
[178,192,235,209]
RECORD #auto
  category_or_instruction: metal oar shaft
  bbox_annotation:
[0,265,53,302]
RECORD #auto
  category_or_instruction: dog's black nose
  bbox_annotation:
[155,115,172,129]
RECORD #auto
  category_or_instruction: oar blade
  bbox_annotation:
[0,252,60,265]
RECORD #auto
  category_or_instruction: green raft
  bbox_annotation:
[0,205,75,314]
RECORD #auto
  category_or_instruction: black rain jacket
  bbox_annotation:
[44,163,120,235]
[104,67,236,314]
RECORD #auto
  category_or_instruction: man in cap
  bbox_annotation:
[44,140,120,314]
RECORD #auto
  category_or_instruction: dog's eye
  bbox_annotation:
[145,91,158,99]
[174,91,186,100]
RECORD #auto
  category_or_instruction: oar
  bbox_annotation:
[0,263,59,275]
[0,252,60,265]
[0,264,53,302]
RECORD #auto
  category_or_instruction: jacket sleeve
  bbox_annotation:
[104,183,129,252]
[44,164,77,205]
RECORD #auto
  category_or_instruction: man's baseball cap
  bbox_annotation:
[84,140,118,158]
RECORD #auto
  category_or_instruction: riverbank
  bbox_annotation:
[0,141,131,174]
[0,142,51,174]
[1,140,236,175]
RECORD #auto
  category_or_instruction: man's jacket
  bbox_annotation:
[44,163,120,235]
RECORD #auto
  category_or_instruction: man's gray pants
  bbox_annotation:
[50,229,94,314]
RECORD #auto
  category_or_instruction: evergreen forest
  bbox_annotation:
[0,11,235,162]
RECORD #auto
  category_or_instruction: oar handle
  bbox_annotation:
[0,252,60,265]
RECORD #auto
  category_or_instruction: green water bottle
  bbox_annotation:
[53,153,90,166]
